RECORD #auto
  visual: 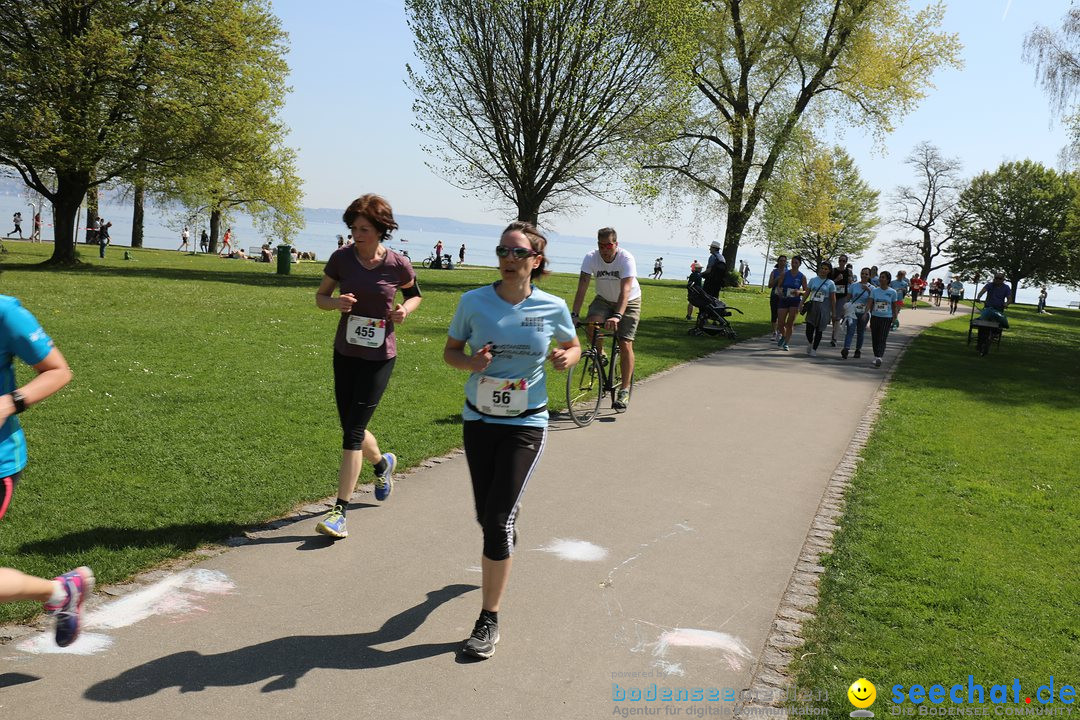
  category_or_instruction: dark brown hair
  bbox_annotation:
[597,227,617,242]
[342,194,398,241]
[502,220,549,280]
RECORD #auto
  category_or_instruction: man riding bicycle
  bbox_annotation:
[570,227,640,410]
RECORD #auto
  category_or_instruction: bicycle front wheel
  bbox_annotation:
[421,258,432,269]
[566,353,602,427]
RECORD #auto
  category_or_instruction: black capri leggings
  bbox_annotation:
[870,315,892,358]
[769,293,779,323]
[333,352,396,450]
[463,420,547,561]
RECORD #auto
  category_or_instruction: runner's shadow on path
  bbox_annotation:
[83,583,478,702]
[0,673,40,689]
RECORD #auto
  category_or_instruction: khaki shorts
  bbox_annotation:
[587,296,641,341]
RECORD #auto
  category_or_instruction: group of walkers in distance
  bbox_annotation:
[767,253,1014,366]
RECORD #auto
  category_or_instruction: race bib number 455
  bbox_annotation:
[346,316,387,347]
[474,376,529,416]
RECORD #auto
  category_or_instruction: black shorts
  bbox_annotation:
[333,352,396,450]
[1,472,22,522]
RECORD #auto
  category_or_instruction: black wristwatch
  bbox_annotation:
[10,389,27,414]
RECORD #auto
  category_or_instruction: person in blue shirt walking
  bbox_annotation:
[0,296,93,647]
[775,255,808,351]
[841,267,874,359]
[804,261,837,357]
[868,271,899,367]
[444,221,580,660]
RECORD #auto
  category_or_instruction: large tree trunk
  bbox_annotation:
[47,172,91,265]
[516,197,541,227]
[84,186,98,245]
[131,182,145,248]
[722,206,750,272]
[209,208,221,254]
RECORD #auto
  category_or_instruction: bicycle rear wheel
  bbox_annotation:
[566,352,602,427]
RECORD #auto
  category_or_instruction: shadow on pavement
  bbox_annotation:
[83,583,478,702]
[0,673,40,689]
[18,523,242,555]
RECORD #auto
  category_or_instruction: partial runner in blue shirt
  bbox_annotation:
[443,221,580,660]
[0,295,93,648]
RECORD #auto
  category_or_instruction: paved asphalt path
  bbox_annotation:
[2,306,953,719]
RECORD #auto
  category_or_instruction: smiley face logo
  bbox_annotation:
[848,678,877,709]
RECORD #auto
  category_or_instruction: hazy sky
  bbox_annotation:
[270,0,1071,254]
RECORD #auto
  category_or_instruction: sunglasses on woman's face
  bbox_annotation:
[495,245,539,260]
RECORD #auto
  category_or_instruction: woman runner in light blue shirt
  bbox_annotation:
[868,271,898,367]
[444,221,580,660]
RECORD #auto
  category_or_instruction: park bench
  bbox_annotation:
[1068,300,1080,309]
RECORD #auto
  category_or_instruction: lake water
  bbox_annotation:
[1,192,1074,308]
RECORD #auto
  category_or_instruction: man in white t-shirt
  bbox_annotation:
[570,227,641,410]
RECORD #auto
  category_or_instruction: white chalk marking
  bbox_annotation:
[536,538,608,562]
[654,628,753,673]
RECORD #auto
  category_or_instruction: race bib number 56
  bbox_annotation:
[474,376,529,416]
[346,316,387,347]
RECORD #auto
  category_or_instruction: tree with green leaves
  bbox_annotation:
[405,0,693,225]
[0,0,295,264]
[639,0,961,268]
[947,161,1077,302]
[763,142,877,270]
[883,141,962,279]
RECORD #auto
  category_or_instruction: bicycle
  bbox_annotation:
[421,252,454,269]
[966,300,1005,356]
[564,321,634,427]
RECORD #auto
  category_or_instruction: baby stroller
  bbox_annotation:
[687,283,742,338]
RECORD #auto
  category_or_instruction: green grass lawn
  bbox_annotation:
[791,304,1080,713]
[0,242,771,623]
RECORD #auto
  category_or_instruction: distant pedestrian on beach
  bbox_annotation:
[1037,287,1048,313]
[219,228,233,256]
[199,229,209,253]
[434,239,443,260]
[31,213,42,242]
[97,220,111,259]
[178,225,190,252]
[459,243,466,264]
[651,257,663,279]
[8,212,22,239]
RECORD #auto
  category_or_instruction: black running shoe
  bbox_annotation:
[853,350,861,358]
[463,613,500,659]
